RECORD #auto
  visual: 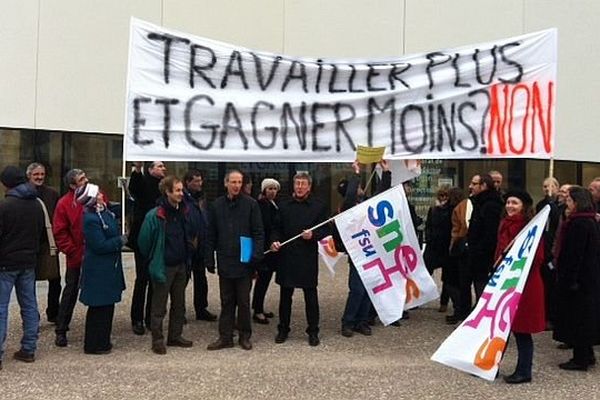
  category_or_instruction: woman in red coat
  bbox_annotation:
[496,189,545,384]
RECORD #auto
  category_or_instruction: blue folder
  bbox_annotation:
[240,236,253,263]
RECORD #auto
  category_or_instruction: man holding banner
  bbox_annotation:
[336,160,391,337]
[270,172,329,346]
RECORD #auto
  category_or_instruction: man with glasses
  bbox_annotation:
[466,173,503,299]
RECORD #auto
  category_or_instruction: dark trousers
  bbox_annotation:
[46,277,62,320]
[573,346,595,366]
[192,268,209,315]
[84,305,115,353]
[540,265,557,325]
[456,255,473,318]
[513,332,534,378]
[252,269,274,314]
[456,257,488,318]
[55,267,80,335]
[150,264,188,344]
[341,264,371,328]
[442,257,460,309]
[278,286,319,335]
[218,275,252,342]
[131,250,152,326]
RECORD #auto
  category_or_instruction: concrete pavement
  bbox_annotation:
[1,253,599,399]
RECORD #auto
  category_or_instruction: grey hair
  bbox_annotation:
[65,168,85,186]
[26,162,45,177]
[293,171,312,185]
[224,169,243,184]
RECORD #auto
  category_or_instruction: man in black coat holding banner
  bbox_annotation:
[270,172,329,346]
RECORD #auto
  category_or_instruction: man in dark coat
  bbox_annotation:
[466,173,504,300]
[205,170,264,351]
[26,162,61,323]
[182,169,216,321]
[270,172,329,346]
[0,166,45,369]
[128,161,166,335]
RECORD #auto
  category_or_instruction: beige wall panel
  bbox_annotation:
[163,0,284,53]
[36,0,161,134]
[525,0,600,162]
[0,1,39,128]
[404,0,523,53]
[284,0,404,58]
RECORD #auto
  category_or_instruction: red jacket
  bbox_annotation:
[495,214,546,334]
[53,190,85,268]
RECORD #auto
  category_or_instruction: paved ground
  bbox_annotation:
[1,253,599,399]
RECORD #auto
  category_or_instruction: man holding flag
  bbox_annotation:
[270,172,329,346]
[335,160,391,337]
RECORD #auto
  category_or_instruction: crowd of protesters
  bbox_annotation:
[1,161,600,384]
[423,171,600,382]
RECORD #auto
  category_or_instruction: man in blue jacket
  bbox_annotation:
[0,166,45,370]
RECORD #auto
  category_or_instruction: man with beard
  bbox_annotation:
[466,173,504,299]
[138,176,195,354]
[26,163,61,323]
[270,172,329,346]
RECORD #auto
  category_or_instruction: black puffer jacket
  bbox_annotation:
[204,194,264,279]
[0,183,45,271]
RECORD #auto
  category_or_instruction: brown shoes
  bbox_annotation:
[239,337,253,351]
[207,338,234,351]
[167,337,193,348]
[13,350,35,363]
[152,342,167,355]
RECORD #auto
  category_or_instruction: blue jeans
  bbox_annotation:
[0,268,39,361]
[341,263,371,328]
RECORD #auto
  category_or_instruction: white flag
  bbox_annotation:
[318,235,345,277]
[334,185,438,325]
[431,205,550,381]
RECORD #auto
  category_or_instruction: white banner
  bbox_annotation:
[334,185,438,325]
[318,235,345,277]
[431,205,550,381]
[125,18,557,162]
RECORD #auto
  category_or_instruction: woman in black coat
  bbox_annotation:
[251,178,281,324]
[553,186,600,371]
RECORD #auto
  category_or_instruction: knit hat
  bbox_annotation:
[504,189,533,207]
[261,178,280,193]
[75,183,100,208]
[0,166,27,189]
[337,178,349,197]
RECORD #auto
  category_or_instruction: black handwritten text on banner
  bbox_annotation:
[125,19,556,162]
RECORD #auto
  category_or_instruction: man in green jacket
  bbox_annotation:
[138,176,194,355]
